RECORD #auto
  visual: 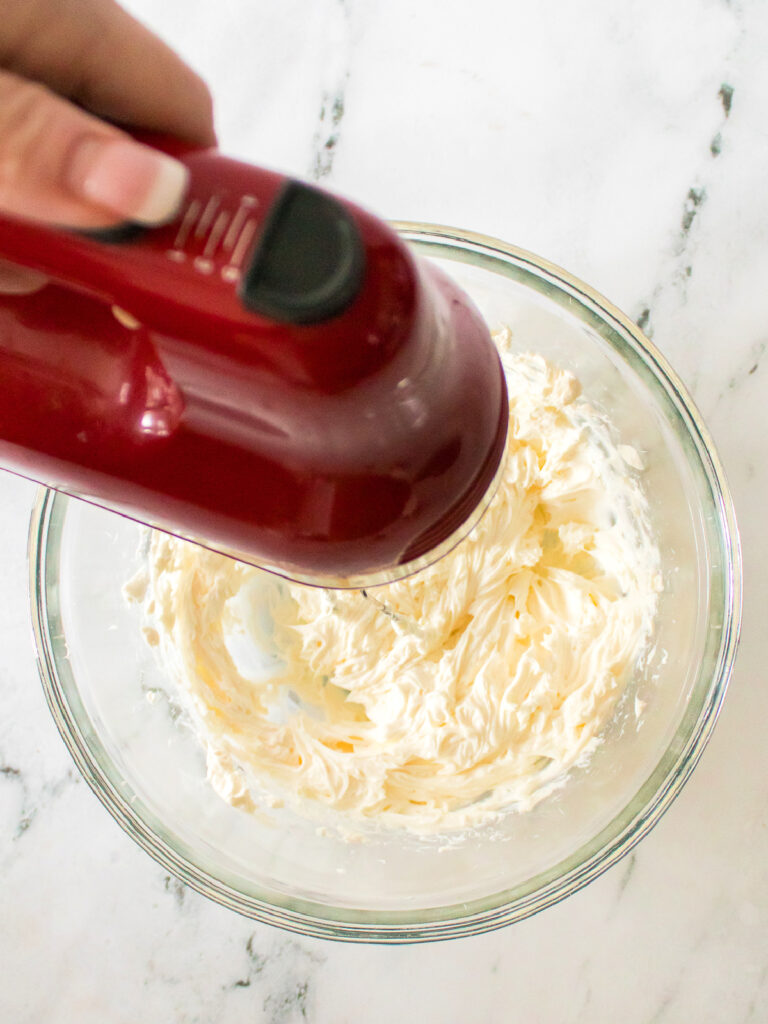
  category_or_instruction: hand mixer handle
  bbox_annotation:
[0,136,366,350]
[0,136,508,585]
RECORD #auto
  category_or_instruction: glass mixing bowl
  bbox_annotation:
[28,225,741,943]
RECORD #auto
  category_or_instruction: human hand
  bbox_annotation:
[0,0,215,292]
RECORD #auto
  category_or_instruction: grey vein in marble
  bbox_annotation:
[710,81,735,156]
[308,0,352,181]
[681,185,706,235]
[633,79,736,339]
[712,335,767,410]
[615,851,638,901]
[719,81,734,117]
[311,88,347,180]
[0,754,80,856]
[162,873,188,909]
[226,936,326,1024]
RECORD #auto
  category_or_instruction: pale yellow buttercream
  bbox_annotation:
[132,330,661,833]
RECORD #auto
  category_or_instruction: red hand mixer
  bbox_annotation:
[0,136,508,586]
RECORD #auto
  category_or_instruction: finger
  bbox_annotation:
[0,0,215,146]
[0,69,189,228]
[0,258,46,294]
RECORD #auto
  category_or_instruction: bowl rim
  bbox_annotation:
[28,223,743,943]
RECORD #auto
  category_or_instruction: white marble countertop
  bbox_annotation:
[1,1,766,1020]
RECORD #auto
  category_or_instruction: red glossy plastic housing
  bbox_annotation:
[0,140,507,581]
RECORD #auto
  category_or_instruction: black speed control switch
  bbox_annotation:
[239,180,366,325]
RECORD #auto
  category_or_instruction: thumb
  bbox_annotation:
[0,68,189,230]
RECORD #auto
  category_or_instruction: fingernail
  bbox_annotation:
[69,138,189,225]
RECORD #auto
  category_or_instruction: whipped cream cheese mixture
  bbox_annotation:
[128,329,662,834]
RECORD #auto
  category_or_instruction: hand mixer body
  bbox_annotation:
[0,140,508,585]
